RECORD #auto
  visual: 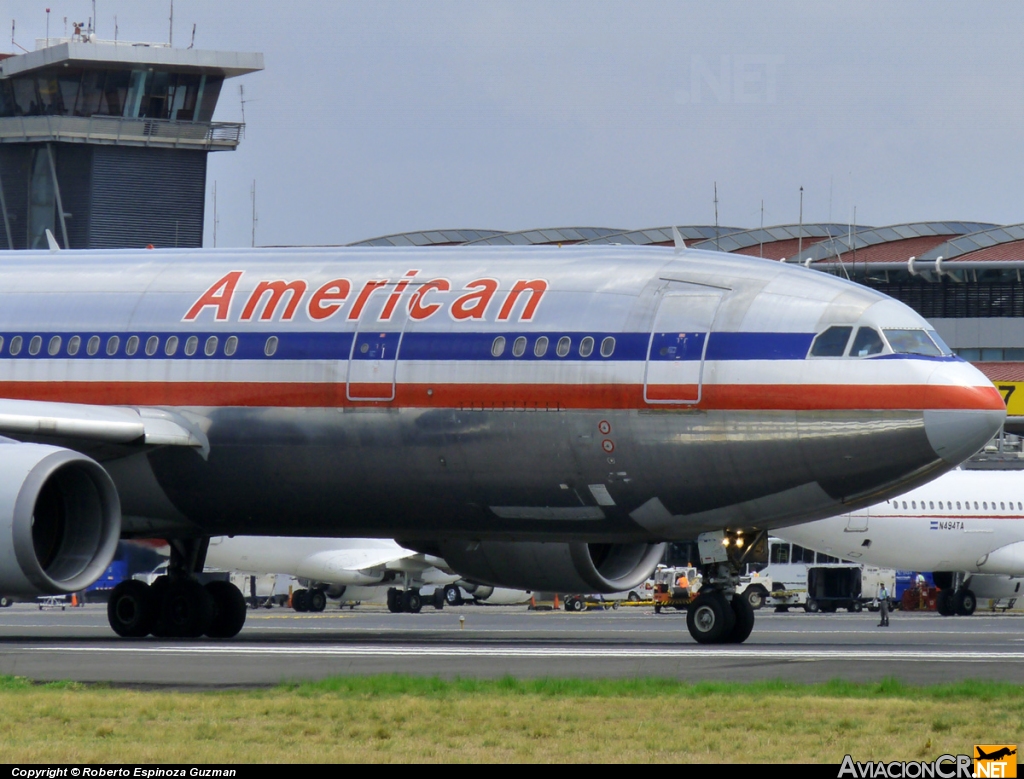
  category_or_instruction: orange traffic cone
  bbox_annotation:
[553,593,560,610]
[529,595,536,610]
[70,593,77,607]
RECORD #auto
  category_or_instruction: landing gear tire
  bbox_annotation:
[403,590,422,614]
[686,591,736,644]
[0,597,11,608]
[307,589,327,613]
[204,581,247,639]
[292,589,309,612]
[433,589,446,610]
[954,588,976,616]
[443,585,463,607]
[148,577,172,637]
[804,597,820,613]
[387,588,402,613]
[727,593,755,644]
[744,587,767,611]
[160,579,213,638]
[936,590,955,616]
[628,592,640,603]
[107,580,156,638]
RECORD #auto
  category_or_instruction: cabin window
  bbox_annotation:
[67,335,79,356]
[929,501,934,509]
[106,336,120,356]
[601,337,616,357]
[145,336,159,356]
[579,336,594,357]
[491,336,506,357]
[512,337,527,357]
[184,336,199,356]
[850,327,884,357]
[534,336,549,358]
[86,336,99,356]
[902,501,907,509]
[205,336,218,356]
[809,326,853,357]
[983,502,988,510]
[28,336,41,356]
[125,336,139,356]
[556,336,571,357]
[1001,502,1006,510]
[47,336,61,356]
[974,502,979,509]
[224,336,238,357]
[912,501,916,509]
[8,336,22,356]
[264,336,278,357]
[165,336,179,356]
[956,502,961,509]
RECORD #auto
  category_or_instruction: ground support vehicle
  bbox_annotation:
[651,566,701,613]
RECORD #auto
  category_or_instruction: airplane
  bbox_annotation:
[775,469,1024,616]
[976,747,1017,761]
[0,239,1003,645]
[204,535,462,613]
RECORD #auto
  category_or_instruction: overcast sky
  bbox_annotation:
[7,1,1024,246]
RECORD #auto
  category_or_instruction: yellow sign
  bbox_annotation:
[975,745,1017,778]
[995,384,1024,416]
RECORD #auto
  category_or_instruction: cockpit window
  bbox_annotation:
[883,329,942,356]
[809,326,852,357]
[849,327,884,357]
[927,330,953,356]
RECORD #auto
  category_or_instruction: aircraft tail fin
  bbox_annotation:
[45,229,60,253]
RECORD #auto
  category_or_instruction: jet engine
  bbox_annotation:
[436,541,666,593]
[0,443,121,596]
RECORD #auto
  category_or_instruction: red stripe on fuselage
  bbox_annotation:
[0,382,1002,411]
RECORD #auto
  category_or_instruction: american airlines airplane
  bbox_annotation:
[776,469,1024,616]
[0,239,1003,644]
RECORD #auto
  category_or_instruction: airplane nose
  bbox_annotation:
[923,361,1005,465]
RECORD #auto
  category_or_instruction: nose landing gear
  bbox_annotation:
[685,530,765,645]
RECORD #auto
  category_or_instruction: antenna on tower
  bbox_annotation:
[189,23,196,49]
[239,84,247,124]
[92,0,96,37]
[169,0,174,46]
[713,182,720,251]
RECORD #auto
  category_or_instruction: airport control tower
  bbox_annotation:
[0,30,262,250]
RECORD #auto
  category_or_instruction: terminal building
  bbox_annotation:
[0,33,261,250]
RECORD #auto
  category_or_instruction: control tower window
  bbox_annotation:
[883,329,942,357]
[809,326,852,357]
[850,327,884,357]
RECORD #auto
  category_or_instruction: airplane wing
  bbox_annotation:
[0,399,208,451]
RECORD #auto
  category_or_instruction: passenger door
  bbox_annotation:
[643,281,725,404]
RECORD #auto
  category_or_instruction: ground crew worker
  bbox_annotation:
[877,583,890,627]
[676,571,689,597]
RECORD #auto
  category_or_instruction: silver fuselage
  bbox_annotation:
[0,245,1004,543]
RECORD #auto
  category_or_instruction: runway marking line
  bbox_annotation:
[14,645,1024,662]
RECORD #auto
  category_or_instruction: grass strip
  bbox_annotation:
[0,675,1021,763]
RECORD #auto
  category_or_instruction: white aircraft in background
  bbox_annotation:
[203,536,531,612]
[776,469,1024,616]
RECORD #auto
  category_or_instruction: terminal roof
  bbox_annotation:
[462,227,625,245]
[348,229,505,247]
[791,222,998,264]
[916,224,1024,263]
[578,226,744,246]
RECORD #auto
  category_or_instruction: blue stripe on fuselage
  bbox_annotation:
[0,331,955,363]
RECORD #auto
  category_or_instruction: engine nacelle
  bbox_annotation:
[437,541,666,593]
[0,444,121,596]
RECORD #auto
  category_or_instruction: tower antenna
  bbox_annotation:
[713,182,720,251]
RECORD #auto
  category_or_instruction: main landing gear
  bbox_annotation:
[685,530,766,645]
[107,538,247,639]
[933,572,976,617]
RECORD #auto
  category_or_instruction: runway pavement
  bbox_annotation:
[2,602,1024,687]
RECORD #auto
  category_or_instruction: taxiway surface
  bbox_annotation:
[1,603,1022,687]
